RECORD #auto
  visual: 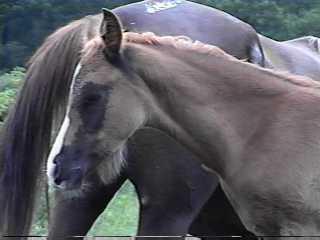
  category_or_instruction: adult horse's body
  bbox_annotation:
[260,35,320,80]
[0,1,263,238]
[285,36,320,52]
[113,0,265,64]
[48,10,320,239]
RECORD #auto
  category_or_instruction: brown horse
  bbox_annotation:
[48,10,320,239]
[47,3,320,238]
[48,1,265,239]
[0,1,264,238]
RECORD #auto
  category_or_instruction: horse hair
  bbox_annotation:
[0,14,102,237]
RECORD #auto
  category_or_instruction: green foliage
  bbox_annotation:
[0,67,24,122]
[0,0,139,69]
[30,181,139,235]
[88,181,139,236]
[211,0,286,39]
[194,0,320,40]
[0,89,16,122]
[0,66,25,90]
[31,187,49,236]
[289,3,320,38]
[1,0,320,69]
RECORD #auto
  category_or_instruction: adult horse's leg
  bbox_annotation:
[48,174,126,240]
[126,128,219,239]
[189,185,257,240]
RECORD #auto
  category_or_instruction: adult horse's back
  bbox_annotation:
[114,0,265,65]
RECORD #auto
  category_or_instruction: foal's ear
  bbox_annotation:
[100,8,122,59]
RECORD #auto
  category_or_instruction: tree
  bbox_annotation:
[1,0,320,70]
[0,0,140,70]
[0,67,24,123]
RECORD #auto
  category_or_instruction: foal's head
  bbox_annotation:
[47,10,149,190]
[46,8,225,190]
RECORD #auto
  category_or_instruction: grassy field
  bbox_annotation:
[32,181,139,236]
[88,181,139,236]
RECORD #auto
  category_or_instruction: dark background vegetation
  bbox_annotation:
[0,0,319,235]
[1,0,320,71]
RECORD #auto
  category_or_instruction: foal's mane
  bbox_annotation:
[82,31,320,90]
[81,31,236,63]
[0,13,102,235]
[125,32,234,57]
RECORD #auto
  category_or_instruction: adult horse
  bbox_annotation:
[0,0,264,238]
[285,36,320,53]
[48,10,320,239]
[260,35,320,80]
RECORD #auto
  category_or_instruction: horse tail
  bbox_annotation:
[0,14,101,237]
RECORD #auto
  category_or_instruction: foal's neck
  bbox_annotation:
[127,43,319,175]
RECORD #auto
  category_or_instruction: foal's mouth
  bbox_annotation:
[48,163,85,191]
[54,181,94,199]
[49,170,95,199]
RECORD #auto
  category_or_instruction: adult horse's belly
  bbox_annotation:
[126,128,218,233]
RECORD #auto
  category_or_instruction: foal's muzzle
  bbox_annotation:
[52,158,83,190]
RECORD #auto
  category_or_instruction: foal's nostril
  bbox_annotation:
[52,164,83,189]
[53,161,61,178]
[54,176,63,186]
[53,160,63,186]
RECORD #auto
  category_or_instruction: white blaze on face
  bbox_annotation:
[47,64,82,184]
[47,115,70,184]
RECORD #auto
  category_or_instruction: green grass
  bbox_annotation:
[88,181,139,236]
[31,180,139,236]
